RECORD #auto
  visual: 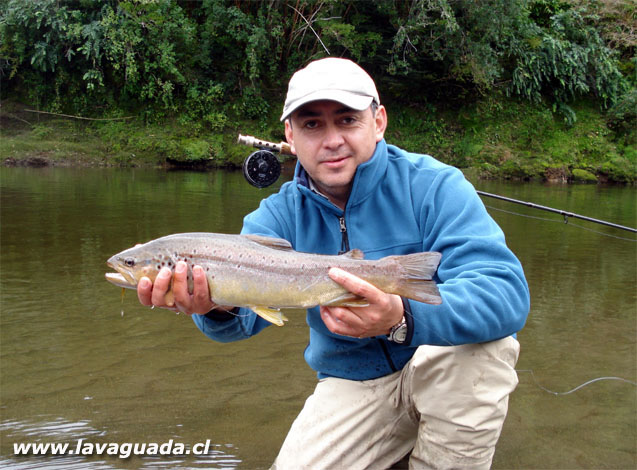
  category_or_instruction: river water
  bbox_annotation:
[1,167,635,469]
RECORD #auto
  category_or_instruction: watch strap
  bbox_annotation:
[400,297,414,345]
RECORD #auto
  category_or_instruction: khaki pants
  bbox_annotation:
[272,336,520,470]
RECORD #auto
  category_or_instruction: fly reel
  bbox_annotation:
[237,134,293,188]
[243,150,281,188]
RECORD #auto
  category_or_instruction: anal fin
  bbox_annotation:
[249,305,289,326]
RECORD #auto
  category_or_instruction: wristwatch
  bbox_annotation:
[387,315,408,344]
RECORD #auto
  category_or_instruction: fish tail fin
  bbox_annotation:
[386,252,442,305]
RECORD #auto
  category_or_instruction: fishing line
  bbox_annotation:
[404,311,637,396]
[222,305,637,394]
[483,204,637,242]
[515,369,637,396]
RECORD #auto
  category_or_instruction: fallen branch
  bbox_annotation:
[24,109,134,121]
[3,112,35,127]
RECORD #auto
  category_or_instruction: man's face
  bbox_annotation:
[285,100,387,209]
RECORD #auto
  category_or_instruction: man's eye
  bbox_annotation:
[303,120,318,129]
[342,117,355,124]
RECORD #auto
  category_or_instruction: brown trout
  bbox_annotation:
[105,232,442,326]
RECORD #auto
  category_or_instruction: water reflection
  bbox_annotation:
[1,167,635,469]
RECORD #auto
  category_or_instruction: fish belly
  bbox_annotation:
[206,267,347,309]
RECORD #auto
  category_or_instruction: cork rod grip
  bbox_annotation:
[237,134,294,155]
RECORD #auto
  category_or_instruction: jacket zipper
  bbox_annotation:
[337,213,398,373]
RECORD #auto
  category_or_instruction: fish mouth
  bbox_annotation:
[105,272,137,289]
[105,258,138,289]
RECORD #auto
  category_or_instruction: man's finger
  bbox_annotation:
[137,277,153,306]
[328,267,381,301]
[192,265,211,306]
[172,261,191,306]
[320,307,363,338]
[152,267,174,306]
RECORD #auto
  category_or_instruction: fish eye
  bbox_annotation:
[124,257,136,267]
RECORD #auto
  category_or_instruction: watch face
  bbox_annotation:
[393,324,408,343]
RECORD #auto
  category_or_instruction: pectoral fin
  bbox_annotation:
[249,305,289,326]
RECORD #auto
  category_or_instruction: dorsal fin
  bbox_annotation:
[341,249,364,259]
[244,234,293,250]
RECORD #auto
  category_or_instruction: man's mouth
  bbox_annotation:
[321,156,350,167]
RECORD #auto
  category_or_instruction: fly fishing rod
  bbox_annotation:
[237,134,636,233]
[477,191,636,233]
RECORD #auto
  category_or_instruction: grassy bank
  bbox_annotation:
[1,97,634,184]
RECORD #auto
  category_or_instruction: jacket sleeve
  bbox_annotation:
[191,194,294,343]
[407,168,530,346]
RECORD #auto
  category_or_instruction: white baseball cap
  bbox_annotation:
[280,58,380,121]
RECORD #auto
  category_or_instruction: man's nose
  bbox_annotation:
[323,124,345,150]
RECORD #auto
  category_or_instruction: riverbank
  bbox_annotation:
[1,97,634,184]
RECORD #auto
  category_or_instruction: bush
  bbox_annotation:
[572,168,598,182]
[509,8,629,125]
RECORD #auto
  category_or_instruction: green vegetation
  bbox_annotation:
[387,96,635,183]
[3,96,633,183]
[1,0,635,183]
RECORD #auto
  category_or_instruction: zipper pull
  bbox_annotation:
[338,216,350,254]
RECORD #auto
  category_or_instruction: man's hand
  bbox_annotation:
[320,267,404,339]
[137,261,216,315]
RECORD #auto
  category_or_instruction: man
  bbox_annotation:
[138,58,529,469]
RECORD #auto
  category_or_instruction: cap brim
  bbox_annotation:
[280,91,375,121]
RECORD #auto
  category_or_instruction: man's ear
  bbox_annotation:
[374,105,388,143]
[284,119,297,155]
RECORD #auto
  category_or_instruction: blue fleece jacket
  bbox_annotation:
[192,139,530,380]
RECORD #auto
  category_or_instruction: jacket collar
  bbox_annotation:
[294,139,389,211]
